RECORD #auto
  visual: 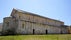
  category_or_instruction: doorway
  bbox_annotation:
[33,29,35,34]
[46,29,48,34]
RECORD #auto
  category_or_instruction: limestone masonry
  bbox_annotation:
[2,8,71,35]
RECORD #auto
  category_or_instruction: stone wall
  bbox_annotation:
[0,23,2,32]
[16,20,62,34]
[2,9,69,35]
[11,9,66,34]
[2,17,18,35]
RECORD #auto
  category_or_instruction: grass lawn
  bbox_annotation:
[0,34,71,40]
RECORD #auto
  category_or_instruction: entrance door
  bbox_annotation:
[46,29,48,34]
[33,29,35,34]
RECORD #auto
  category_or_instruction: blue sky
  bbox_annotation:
[0,0,71,25]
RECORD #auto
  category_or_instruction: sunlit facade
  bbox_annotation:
[2,8,68,35]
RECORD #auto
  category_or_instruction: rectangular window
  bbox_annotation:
[22,24,24,28]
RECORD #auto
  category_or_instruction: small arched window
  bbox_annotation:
[19,16,21,19]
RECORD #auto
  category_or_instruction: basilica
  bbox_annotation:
[2,8,69,35]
